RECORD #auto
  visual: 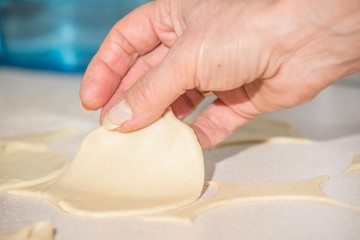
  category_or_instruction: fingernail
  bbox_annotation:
[102,99,133,130]
[102,115,119,130]
[80,102,95,113]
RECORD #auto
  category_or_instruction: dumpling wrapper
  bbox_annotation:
[20,110,204,217]
[0,141,69,191]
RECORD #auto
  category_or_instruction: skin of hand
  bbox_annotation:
[80,0,360,149]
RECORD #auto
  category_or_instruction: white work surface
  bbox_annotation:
[1,67,360,239]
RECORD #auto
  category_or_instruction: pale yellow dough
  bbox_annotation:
[345,153,360,175]
[217,118,311,147]
[149,177,360,223]
[0,141,69,191]
[1,128,76,144]
[0,222,54,240]
[12,111,204,217]
[7,115,359,222]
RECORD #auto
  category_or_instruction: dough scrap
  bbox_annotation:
[0,141,69,191]
[148,176,360,223]
[10,111,204,217]
[0,222,54,240]
[345,153,360,175]
[216,118,311,147]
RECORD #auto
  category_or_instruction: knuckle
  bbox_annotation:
[133,80,153,104]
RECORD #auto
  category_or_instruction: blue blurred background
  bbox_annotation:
[0,0,150,73]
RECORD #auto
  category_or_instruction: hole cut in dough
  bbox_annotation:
[0,141,69,191]
[11,110,204,217]
[0,222,54,240]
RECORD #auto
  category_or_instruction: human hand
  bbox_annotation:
[80,0,360,149]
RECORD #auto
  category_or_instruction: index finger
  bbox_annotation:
[81,2,161,110]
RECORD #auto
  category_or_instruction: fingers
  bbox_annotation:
[171,90,205,120]
[191,87,262,149]
[99,44,169,123]
[102,36,197,131]
[80,2,161,110]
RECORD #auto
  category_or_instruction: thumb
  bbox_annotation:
[102,42,195,131]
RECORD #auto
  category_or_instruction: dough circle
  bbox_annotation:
[0,141,69,191]
[25,111,204,217]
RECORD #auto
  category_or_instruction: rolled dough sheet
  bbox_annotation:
[0,222,54,240]
[6,112,358,222]
[10,111,204,217]
[148,176,360,223]
[217,118,311,147]
[345,153,360,175]
[0,141,69,191]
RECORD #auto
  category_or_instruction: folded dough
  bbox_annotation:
[19,110,204,217]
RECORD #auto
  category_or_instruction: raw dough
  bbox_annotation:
[1,128,76,144]
[345,153,360,175]
[0,222,54,240]
[0,141,69,191]
[6,114,358,222]
[149,177,360,223]
[11,111,204,217]
[217,118,311,147]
